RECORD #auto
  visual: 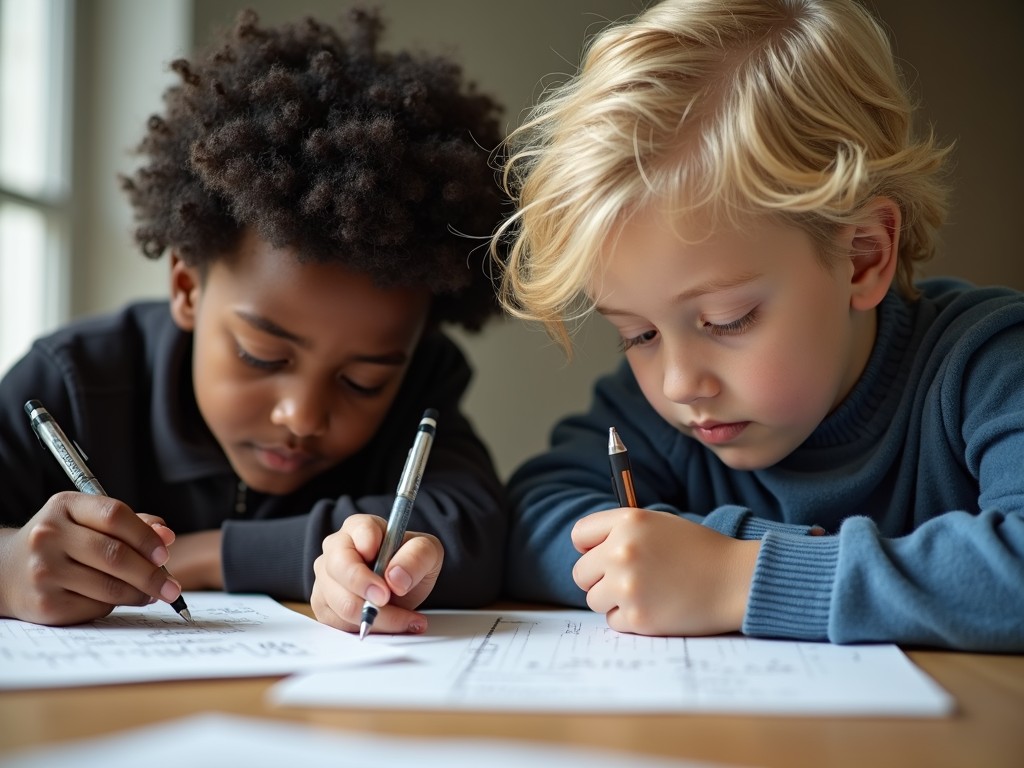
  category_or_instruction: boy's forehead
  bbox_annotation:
[588,207,821,297]
[601,202,771,262]
[219,228,323,271]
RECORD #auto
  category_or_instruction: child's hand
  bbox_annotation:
[311,513,443,634]
[0,492,182,626]
[571,507,760,637]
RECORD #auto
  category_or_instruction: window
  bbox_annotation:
[0,0,72,373]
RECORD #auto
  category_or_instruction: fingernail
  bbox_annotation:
[160,580,181,602]
[388,565,412,593]
[150,545,169,566]
[408,620,426,634]
[365,585,386,606]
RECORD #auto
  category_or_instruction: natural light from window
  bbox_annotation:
[0,0,70,374]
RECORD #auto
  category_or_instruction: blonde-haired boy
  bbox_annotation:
[495,0,1023,650]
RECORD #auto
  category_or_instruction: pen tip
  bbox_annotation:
[609,426,625,453]
[359,622,369,641]
[180,609,194,623]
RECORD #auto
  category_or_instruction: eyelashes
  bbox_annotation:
[619,329,658,352]
[235,343,385,397]
[344,380,384,397]
[704,307,760,336]
[617,307,761,351]
[237,345,286,371]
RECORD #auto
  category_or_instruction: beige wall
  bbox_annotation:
[70,0,1023,479]
[871,0,1024,288]
[70,0,190,316]
[189,1,636,481]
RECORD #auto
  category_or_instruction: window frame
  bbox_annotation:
[0,0,74,373]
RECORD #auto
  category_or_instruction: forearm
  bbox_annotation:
[745,510,1024,650]
[505,478,611,606]
[222,471,506,605]
[166,529,223,590]
[406,470,507,608]
[0,528,19,618]
[222,513,321,600]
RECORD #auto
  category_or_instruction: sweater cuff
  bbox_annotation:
[742,531,840,641]
[738,515,819,540]
[222,516,311,600]
[697,505,749,536]
[693,505,819,540]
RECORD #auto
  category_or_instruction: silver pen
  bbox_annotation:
[359,408,438,639]
[24,399,193,623]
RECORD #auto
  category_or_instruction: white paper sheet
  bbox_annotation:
[0,713,734,768]
[0,592,401,689]
[270,610,955,716]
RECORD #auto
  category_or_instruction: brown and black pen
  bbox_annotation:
[608,426,638,508]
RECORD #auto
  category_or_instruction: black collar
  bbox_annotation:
[149,317,233,483]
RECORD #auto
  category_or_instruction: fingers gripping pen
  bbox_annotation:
[358,408,438,639]
[24,399,194,622]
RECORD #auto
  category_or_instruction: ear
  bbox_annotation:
[169,251,203,331]
[846,197,901,312]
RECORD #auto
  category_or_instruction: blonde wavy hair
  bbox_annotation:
[493,0,952,351]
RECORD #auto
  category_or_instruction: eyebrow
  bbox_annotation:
[236,309,308,347]
[595,271,762,316]
[234,310,408,366]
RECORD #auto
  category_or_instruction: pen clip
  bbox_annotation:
[72,439,89,462]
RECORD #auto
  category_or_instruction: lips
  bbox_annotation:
[252,444,316,473]
[689,421,749,445]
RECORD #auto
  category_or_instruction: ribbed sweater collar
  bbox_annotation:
[802,290,916,450]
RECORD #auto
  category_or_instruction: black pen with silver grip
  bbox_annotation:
[23,399,193,623]
[359,408,438,639]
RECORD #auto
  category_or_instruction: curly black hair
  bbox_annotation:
[120,7,507,331]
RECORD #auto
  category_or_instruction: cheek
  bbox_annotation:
[627,357,675,422]
[752,363,832,425]
[191,331,260,431]
[322,383,406,459]
[747,315,848,422]
[338,399,390,442]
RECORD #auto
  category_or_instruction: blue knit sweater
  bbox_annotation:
[504,279,1024,651]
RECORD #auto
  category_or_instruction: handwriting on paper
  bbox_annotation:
[270,610,955,716]
[0,593,401,689]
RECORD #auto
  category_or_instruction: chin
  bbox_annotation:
[710,447,781,472]
[228,462,302,496]
[245,474,307,496]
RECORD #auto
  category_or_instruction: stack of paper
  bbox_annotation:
[0,595,954,718]
[0,593,400,689]
[271,610,955,717]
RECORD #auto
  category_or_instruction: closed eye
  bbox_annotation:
[342,378,385,397]
[237,344,287,371]
[704,308,759,337]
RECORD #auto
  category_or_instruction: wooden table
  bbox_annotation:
[1,603,1022,768]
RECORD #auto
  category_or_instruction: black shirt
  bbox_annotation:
[0,302,507,603]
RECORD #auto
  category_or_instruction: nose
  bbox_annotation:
[271,379,330,437]
[661,341,719,404]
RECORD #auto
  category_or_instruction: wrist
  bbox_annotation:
[727,538,761,630]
